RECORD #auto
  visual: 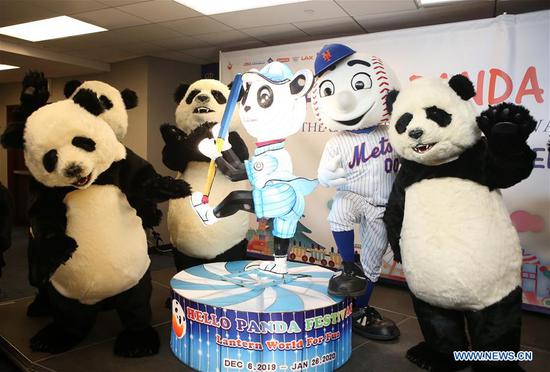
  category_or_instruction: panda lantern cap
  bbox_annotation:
[314,43,356,77]
[246,61,294,84]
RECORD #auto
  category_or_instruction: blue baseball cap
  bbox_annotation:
[314,43,355,77]
[255,61,293,83]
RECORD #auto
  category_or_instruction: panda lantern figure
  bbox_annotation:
[312,43,400,340]
[191,62,318,275]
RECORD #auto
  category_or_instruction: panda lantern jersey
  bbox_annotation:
[311,53,398,131]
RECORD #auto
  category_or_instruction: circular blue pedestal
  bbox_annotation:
[170,260,352,372]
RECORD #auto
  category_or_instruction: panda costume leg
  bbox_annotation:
[113,270,160,357]
[466,287,523,372]
[31,284,98,354]
[409,294,471,372]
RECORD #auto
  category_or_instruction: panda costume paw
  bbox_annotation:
[477,103,536,155]
[114,327,160,358]
[406,342,470,372]
[30,323,84,354]
[20,71,50,110]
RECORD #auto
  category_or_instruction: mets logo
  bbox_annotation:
[323,50,332,62]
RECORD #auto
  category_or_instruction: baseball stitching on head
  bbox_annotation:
[372,56,390,124]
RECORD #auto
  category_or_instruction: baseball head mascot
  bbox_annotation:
[192,62,318,275]
[313,44,400,340]
[384,75,536,371]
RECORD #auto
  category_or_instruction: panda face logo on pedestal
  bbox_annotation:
[239,62,313,143]
[172,299,186,339]
[387,76,480,166]
[24,90,126,189]
[312,53,398,132]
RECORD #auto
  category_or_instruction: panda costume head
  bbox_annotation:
[387,75,479,165]
[174,79,236,134]
[64,80,138,140]
[25,89,126,189]
[312,44,398,131]
[240,62,313,142]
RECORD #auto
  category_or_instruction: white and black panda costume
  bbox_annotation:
[384,75,536,372]
[25,78,159,318]
[160,79,249,271]
[1,72,191,356]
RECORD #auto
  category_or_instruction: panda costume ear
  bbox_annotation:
[448,74,476,100]
[72,89,104,116]
[64,79,82,98]
[121,88,138,109]
[174,83,190,103]
[386,89,400,114]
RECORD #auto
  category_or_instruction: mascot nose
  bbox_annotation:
[64,163,83,178]
[408,128,424,139]
[196,94,209,102]
[244,105,251,112]
[336,91,356,111]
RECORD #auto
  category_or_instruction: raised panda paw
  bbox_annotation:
[477,103,536,154]
[114,327,160,357]
[21,71,50,108]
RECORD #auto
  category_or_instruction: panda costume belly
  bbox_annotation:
[168,162,249,259]
[51,185,150,305]
[400,177,521,311]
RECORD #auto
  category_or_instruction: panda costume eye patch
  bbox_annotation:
[72,136,96,152]
[211,90,227,104]
[99,95,113,110]
[43,149,58,173]
[185,89,201,104]
[425,106,452,127]
[395,113,413,134]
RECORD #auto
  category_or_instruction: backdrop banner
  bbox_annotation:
[219,11,550,313]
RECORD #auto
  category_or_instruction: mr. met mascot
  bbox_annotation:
[313,44,400,340]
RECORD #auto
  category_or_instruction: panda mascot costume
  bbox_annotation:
[26,78,154,317]
[384,74,536,371]
[312,44,400,340]
[160,79,249,271]
[1,71,191,356]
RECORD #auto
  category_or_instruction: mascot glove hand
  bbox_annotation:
[477,103,536,153]
[318,154,347,188]
[151,177,192,201]
[198,140,231,161]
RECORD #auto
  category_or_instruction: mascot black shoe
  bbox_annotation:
[328,261,366,297]
[160,79,250,272]
[384,74,536,371]
[1,71,191,357]
[352,304,400,341]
